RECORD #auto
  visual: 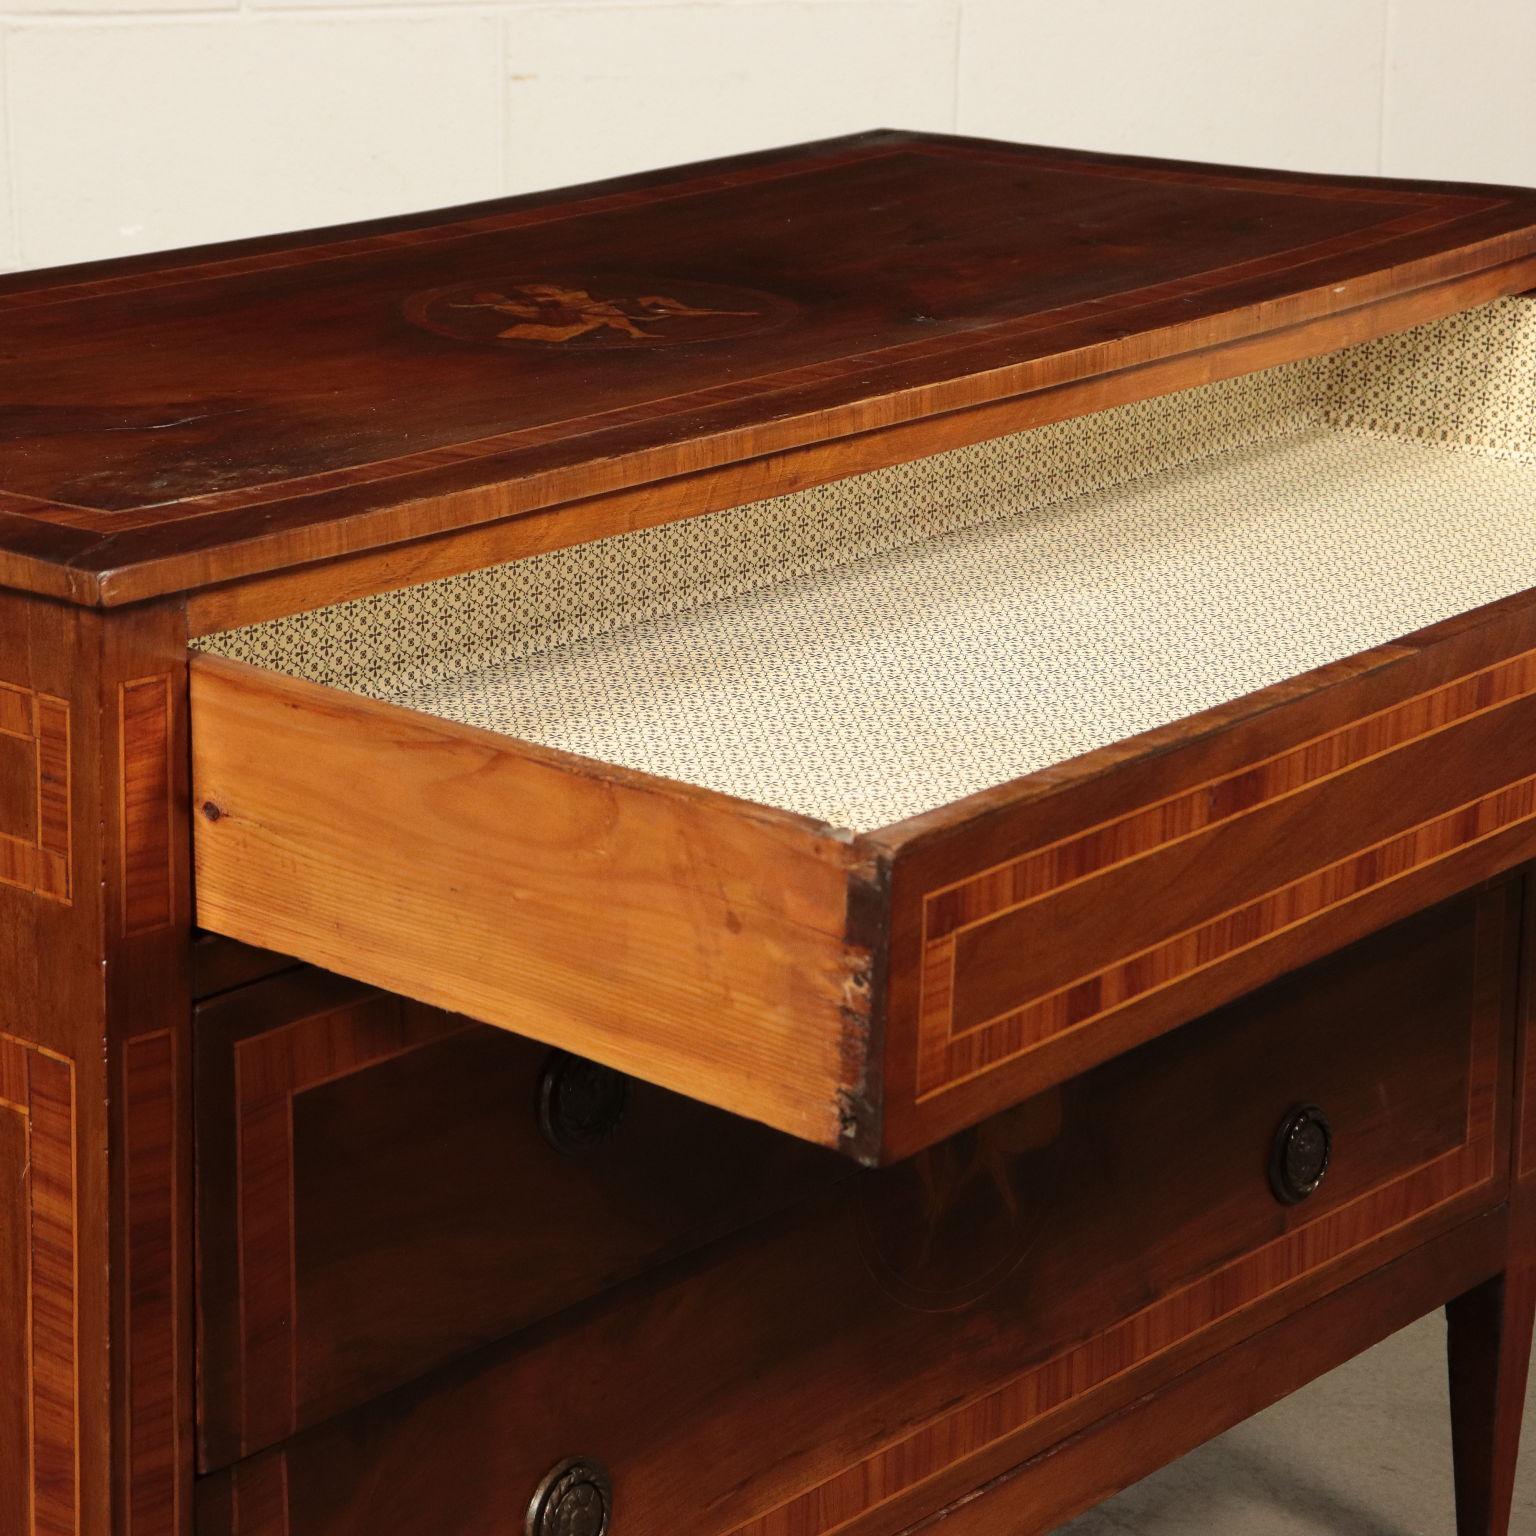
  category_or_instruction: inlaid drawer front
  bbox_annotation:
[191,295,1536,1161]
[196,885,1516,1536]
[194,967,842,1470]
[886,629,1536,1151]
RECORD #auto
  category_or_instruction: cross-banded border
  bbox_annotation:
[0,682,71,904]
[0,1033,79,1536]
[118,677,174,936]
[918,647,1536,1098]
[730,967,1501,1536]
[230,997,469,1457]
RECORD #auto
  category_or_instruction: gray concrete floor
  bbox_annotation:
[1058,1312,1536,1534]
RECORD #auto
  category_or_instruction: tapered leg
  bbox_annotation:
[1447,1265,1536,1536]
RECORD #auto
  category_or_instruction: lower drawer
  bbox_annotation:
[195,969,842,1467]
[197,881,1518,1536]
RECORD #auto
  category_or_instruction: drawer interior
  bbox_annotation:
[197,297,1536,834]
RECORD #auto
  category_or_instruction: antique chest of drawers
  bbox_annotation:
[3,130,1536,1536]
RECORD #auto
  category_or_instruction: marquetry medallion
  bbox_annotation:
[402,275,797,349]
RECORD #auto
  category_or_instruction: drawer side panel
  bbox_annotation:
[189,655,876,1152]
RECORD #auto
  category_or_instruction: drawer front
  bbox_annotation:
[193,584,1536,1165]
[197,882,1517,1536]
[195,968,843,1469]
[881,612,1536,1157]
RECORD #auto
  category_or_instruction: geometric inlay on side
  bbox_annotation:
[0,1032,79,1536]
[918,647,1536,1099]
[728,982,1501,1536]
[119,676,173,935]
[0,680,71,904]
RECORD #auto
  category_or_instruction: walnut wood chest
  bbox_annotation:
[3,130,1536,1536]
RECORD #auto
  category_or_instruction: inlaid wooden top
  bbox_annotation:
[3,129,1536,607]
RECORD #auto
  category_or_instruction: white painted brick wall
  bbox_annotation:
[0,0,1531,272]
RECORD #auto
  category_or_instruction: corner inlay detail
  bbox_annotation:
[0,681,71,903]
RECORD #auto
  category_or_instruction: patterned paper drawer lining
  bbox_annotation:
[199,298,1536,832]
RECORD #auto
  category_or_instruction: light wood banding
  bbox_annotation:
[118,678,174,937]
[0,681,70,903]
[0,1034,78,1536]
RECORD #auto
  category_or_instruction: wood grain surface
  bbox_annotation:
[194,583,1536,1161]
[190,654,881,1154]
[2,132,1535,607]
[194,968,844,1468]
[0,588,196,1536]
[193,885,1515,1536]
[902,1209,1507,1536]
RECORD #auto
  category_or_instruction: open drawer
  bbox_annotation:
[192,295,1536,1162]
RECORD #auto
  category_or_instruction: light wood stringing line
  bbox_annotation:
[733,993,1497,1536]
[924,646,1536,940]
[920,768,1536,1098]
[0,1034,79,1536]
[124,1030,179,1536]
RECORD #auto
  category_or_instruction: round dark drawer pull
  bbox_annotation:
[1269,1104,1333,1205]
[538,1051,630,1156]
[527,1458,612,1536]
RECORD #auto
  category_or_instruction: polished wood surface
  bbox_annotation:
[4,135,1536,1536]
[180,254,1536,637]
[1445,865,1536,1535]
[2,133,1536,608]
[194,968,841,1468]
[1448,1269,1536,1535]
[904,1208,1508,1536]
[192,887,1515,1535]
[0,587,195,1536]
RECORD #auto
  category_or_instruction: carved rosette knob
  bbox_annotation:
[1269,1105,1333,1205]
[526,1458,613,1536]
[537,1051,631,1156]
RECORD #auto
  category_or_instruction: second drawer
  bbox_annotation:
[197,880,1518,1536]
[194,968,844,1468]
